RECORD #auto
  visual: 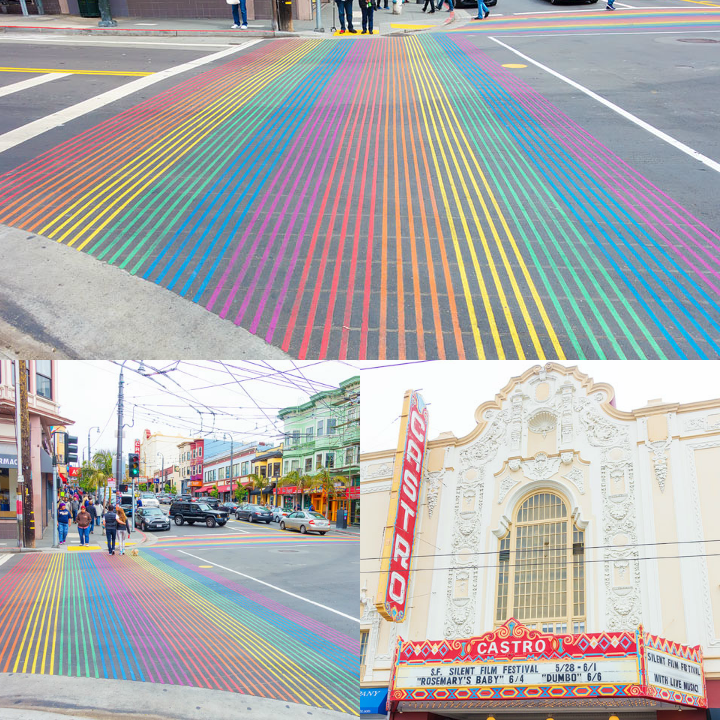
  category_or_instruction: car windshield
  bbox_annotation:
[142,494,154,498]
[144,509,163,516]
[309,512,325,519]
[197,504,211,511]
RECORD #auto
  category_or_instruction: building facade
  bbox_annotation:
[139,431,190,483]
[360,364,720,720]
[279,376,360,523]
[200,441,271,501]
[0,360,73,541]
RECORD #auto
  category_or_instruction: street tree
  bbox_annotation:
[277,470,312,510]
[248,472,267,505]
[234,481,248,504]
[312,468,349,518]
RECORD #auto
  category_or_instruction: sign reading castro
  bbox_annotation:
[389,618,706,710]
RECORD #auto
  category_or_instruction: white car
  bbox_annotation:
[139,493,160,508]
[271,506,290,523]
[279,510,330,535]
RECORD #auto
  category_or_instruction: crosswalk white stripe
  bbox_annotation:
[0,40,260,155]
[0,72,70,99]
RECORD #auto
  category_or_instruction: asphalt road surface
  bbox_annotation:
[0,515,359,716]
[0,3,719,359]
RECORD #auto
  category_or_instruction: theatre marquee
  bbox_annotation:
[388,618,705,712]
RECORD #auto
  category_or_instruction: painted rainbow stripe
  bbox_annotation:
[0,552,357,714]
[0,33,718,358]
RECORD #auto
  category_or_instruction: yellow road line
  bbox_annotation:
[390,23,434,28]
[0,66,153,76]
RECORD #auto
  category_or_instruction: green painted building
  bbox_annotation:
[277,376,360,525]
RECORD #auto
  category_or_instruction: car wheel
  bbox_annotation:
[319,532,327,536]
[300,525,307,534]
[236,512,241,520]
[280,521,286,530]
[142,522,148,532]
[248,515,254,523]
[206,517,216,528]
[174,515,184,525]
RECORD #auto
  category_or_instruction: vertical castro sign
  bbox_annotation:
[376,391,429,623]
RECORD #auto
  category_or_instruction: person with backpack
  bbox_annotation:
[103,505,117,556]
[94,498,103,531]
[87,501,97,536]
[359,0,375,33]
[76,505,92,547]
[116,506,131,556]
[57,502,70,546]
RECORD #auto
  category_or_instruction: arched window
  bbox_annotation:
[495,492,586,634]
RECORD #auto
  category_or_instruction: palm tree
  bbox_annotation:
[88,449,114,508]
[312,467,349,519]
[247,472,267,505]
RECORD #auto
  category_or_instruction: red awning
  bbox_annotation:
[200,484,214,492]
[217,484,230,493]
[277,486,297,495]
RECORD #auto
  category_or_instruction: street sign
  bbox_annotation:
[68,466,79,477]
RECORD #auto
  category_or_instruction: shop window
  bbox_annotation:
[495,492,586,633]
[326,419,337,435]
[36,360,53,398]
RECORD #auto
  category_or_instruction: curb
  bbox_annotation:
[0,23,299,37]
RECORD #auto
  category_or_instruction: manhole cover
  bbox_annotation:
[278,549,299,553]
[677,38,720,43]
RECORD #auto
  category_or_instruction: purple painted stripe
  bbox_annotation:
[209,41,368,322]
[156,549,359,655]
[452,37,720,288]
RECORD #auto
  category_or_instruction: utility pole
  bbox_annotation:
[157,453,164,493]
[13,361,24,550]
[18,361,34,548]
[314,0,324,31]
[115,365,124,508]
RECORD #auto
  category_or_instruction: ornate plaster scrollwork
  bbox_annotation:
[498,475,520,504]
[362,462,394,480]
[560,383,575,445]
[560,451,573,465]
[574,398,621,447]
[508,458,521,471]
[521,452,562,482]
[685,416,720,433]
[509,393,524,451]
[361,480,392,495]
[425,469,444,518]
[645,438,671,493]
[563,468,585,495]
[445,412,506,638]
[360,586,383,679]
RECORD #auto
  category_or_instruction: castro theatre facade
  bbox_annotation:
[360,364,720,720]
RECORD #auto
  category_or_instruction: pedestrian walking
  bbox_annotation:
[360,0,375,33]
[227,0,248,29]
[472,0,488,18]
[94,499,103,530]
[57,502,70,545]
[436,0,452,11]
[87,501,97,535]
[116,506,131,556]
[70,497,79,523]
[605,0,615,10]
[335,0,356,33]
[422,0,435,13]
[103,505,117,556]
[76,505,91,547]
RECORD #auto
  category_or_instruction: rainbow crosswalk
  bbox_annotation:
[0,31,719,358]
[0,552,357,714]
[152,528,359,549]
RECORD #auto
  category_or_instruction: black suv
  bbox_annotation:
[170,500,229,528]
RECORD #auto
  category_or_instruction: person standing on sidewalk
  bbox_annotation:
[70,496,79,523]
[76,505,91,547]
[336,0,357,34]
[359,0,375,33]
[229,0,248,29]
[103,505,117,556]
[116,506,131,556]
[94,498,104,530]
[57,502,70,546]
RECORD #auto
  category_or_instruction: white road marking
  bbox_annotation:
[513,3,719,9]
[222,526,250,534]
[0,40,260,154]
[489,36,720,174]
[178,549,359,623]
[0,554,12,567]
[0,72,70,98]
[495,28,720,35]
[0,36,232,47]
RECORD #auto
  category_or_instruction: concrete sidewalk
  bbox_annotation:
[0,2,470,37]
[0,674,358,720]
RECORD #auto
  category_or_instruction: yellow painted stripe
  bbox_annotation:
[66,545,101,550]
[408,37,564,359]
[41,41,321,245]
[390,23,434,28]
[0,66,153,76]
[134,555,354,715]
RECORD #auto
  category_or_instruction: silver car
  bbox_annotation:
[279,510,330,535]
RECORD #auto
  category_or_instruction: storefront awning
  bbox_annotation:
[199,484,214,492]
[389,618,706,714]
[217,484,230,493]
[0,443,18,469]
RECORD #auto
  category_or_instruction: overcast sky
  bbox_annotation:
[360,361,720,453]
[56,361,360,463]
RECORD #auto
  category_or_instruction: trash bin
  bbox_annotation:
[78,0,100,17]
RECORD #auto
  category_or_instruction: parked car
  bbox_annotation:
[279,510,330,535]
[135,507,171,532]
[271,506,290,523]
[118,493,135,517]
[235,504,272,524]
[218,500,241,515]
[170,500,229,528]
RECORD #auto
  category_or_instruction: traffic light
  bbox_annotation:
[128,453,140,478]
[66,435,78,464]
